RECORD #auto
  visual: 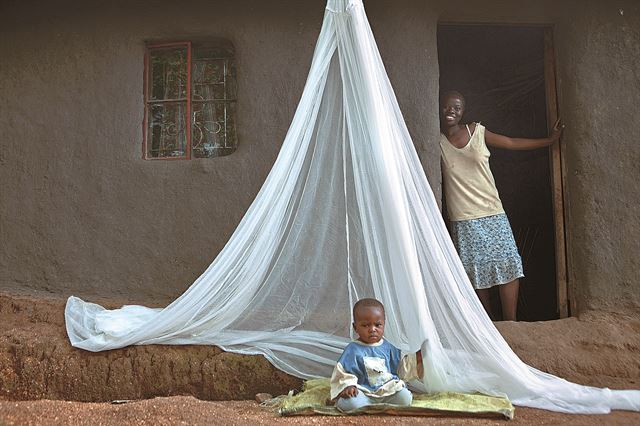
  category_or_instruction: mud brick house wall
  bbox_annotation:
[1,0,639,317]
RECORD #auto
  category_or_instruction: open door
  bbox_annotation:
[437,24,569,320]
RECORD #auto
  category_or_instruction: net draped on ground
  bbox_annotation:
[65,0,639,414]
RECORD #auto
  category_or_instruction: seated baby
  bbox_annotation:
[330,298,424,412]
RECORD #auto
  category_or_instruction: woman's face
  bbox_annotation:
[441,96,464,127]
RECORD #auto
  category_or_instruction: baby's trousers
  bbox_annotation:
[336,388,413,412]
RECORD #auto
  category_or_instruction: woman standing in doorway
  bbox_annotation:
[440,90,563,321]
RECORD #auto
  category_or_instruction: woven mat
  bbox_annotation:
[271,379,514,420]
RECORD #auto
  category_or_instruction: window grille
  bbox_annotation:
[144,40,238,159]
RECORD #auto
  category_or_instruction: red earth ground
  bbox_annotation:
[1,289,639,425]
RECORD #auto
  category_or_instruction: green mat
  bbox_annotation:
[269,378,514,420]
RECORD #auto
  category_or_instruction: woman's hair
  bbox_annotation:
[353,298,385,319]
[440,90,466,108]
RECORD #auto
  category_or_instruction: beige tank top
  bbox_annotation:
[440,123,504,221]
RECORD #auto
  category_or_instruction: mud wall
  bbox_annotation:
[0,0,439,303]
[1,0,639,315]
[554,1,640,314]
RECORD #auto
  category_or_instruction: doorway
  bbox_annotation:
[437,24,566,321]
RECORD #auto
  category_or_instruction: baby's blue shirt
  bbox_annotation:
[337,339,402,392]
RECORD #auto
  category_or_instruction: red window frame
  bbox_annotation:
[143,41,192,160]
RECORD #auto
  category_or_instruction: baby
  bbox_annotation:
[330,298,424,412]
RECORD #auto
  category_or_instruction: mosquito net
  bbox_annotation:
[65,0,639,414]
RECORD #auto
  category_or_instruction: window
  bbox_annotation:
[144,40,238,159]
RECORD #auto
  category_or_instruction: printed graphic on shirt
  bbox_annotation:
[363,356,393,387]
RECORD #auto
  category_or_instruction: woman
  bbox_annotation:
[440,90,563,321]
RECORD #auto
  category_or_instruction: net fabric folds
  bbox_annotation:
[65,0,639,414]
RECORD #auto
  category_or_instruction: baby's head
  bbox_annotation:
[352,298,385,344]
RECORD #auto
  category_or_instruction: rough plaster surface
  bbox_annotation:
[1,291,638,402]
[1,0,639,313]
[0,292,302,402]
[554,1,640,313]
[0,0,439,302]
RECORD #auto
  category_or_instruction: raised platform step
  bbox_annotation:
[1,291,638,402]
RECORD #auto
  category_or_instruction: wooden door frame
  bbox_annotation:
[437,23,571,318]
[543,27,570,318]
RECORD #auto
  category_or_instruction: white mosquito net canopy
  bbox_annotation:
[65,0,639,414]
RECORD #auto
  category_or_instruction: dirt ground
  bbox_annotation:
[1,289,639,425]
[2,396,640,426]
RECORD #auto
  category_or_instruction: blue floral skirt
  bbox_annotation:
[450,213,524,290]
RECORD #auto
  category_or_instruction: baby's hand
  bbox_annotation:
[338,385,358,399]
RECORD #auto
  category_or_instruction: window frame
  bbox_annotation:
[143,41,193,160]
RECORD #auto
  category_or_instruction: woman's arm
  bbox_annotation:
[485,118,564,150]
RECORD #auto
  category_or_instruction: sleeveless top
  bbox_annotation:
[440,123,504,221]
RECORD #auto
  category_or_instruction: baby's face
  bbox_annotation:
[353,306,385,344]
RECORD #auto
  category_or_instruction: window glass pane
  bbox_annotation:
[192,101,238,157]
[149,47,188,101]
[224,102,238,148]
[144,41,237,160]
[192,44,234,60]
[192,59,227,101]
[225,60,238,100]
[191,42,237,158]
[192,101,228,158]
[148,102,187,158]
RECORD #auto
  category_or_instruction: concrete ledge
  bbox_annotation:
[1,291,638,402]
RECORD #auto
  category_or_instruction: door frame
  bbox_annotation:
[437,22,571,318]
[543,27,570,318]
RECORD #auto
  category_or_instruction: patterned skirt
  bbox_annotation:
[450,213,524,290]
